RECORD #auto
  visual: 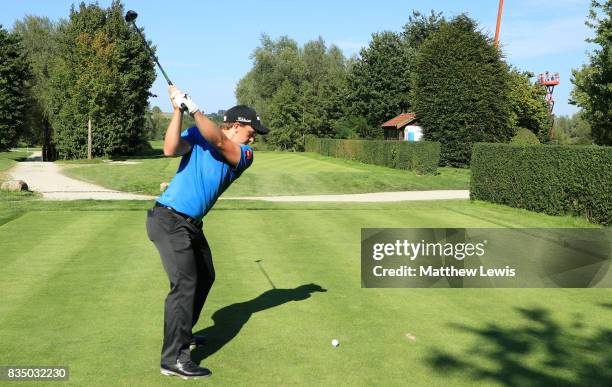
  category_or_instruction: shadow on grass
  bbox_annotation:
[427,305,612,386]
[192,283,327,364]
[110,149,164,161]
[600,302,612,309]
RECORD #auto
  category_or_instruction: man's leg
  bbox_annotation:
[192,231,215,328]
[146,208,198,366]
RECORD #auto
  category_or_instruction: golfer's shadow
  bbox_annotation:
[191,283,326,363]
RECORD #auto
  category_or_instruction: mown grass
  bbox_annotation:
[62,151,471,196]
[0,199,607,387]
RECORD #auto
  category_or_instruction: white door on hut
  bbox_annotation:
[403,125,423,141]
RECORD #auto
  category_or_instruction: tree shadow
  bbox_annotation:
[18,155,41,162]
[109,151,164,161]
[191,283,327,364]
[427,305,612,386]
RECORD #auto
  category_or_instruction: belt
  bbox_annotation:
[155,202,203,228]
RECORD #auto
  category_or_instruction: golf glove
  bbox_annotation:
[174,94,199,115]
[168,86,183,102]
[168,86,199,115]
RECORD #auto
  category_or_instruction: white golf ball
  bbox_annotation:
[331,339,339,347]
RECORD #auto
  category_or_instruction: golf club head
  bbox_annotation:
[125,10,138,23]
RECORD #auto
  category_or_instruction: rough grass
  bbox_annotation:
[0,150,30,181]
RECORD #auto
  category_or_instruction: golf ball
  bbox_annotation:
[331,339,339,347]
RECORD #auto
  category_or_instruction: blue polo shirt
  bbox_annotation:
[157,126,254,219]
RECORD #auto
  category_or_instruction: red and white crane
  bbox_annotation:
[494,0,559,140]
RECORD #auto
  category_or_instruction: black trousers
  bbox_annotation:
[145,206,215,365]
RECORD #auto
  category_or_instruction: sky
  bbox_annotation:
[1,0,596,117]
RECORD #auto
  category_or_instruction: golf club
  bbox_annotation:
[125,10,174,85]
[255,259,276,289]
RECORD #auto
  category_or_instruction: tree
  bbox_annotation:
[144,106,169,140]
[0,25,31,151]
[553,112,592,144]
[266,80,301,150]
[344,10,445,133]
[507,68,551,142]
[12,16,58,147]
[411,15,513,167]
[236,35,349,149]
[402,10,445,48]
[48,1,155,158]
[345,31,411,129]
[236,35,302,120]
[570,0,611,146]
[333,116,375,139]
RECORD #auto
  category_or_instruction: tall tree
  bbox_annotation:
[48,1,155,158]
[570,0,611,146]
[507,68,552,142]
[144,105,169,140]
[236,35,348,149]
[236,34,301,120]
[0,25,31,151]
[266,80,301,150]
[12,16,58,147]
[402,10,445,50]
[344,10,445,135]
[345,31,410,129]
[411,15,512,167]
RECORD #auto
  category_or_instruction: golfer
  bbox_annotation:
[146,86,268,379]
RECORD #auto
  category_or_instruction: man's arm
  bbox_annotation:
[169,86,242,166]
[163,109,191,157]
[163,86,191,157]
[192,111,242,166]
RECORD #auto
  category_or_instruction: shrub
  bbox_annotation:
[306,136,440,174]
[511,128,541,145]
[470,143,612,225]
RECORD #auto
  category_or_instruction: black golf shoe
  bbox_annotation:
[160,360,211,379]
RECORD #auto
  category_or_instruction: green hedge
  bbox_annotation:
[305,137,440,174]
[470,143,612,225]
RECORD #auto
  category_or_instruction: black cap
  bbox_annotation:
[224,105,269,134]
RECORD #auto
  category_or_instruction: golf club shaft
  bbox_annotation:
[130,21,173,85]
[255,261,276,289]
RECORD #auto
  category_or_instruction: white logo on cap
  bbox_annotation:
[237,116,252,123]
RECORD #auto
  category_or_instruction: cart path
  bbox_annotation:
[8,152,155,201]
[8,152,470,202]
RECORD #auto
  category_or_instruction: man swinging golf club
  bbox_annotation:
[146,87,269,379]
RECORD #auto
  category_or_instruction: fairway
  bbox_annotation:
[1,200,608,386]
[61,151,471,196]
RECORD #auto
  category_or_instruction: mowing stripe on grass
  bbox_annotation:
[0,211,166,383]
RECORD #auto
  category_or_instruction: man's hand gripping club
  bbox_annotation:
[169,86,199,115]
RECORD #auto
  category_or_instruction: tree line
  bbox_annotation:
[0,1,154,159]
[1,3,609,163]
[237,6,609,166]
